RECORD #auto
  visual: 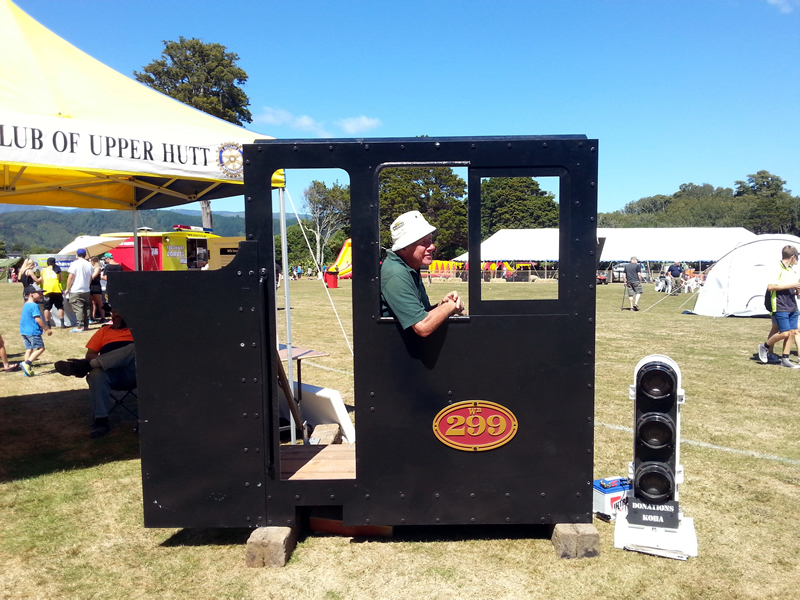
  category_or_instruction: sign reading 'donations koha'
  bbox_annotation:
[627,498,679,529]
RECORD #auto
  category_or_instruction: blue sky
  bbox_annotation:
[15,0,800,215]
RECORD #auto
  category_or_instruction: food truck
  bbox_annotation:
[103,225,241,271]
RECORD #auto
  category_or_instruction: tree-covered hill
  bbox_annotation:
[0,207,298,255]
[599,171,799,235]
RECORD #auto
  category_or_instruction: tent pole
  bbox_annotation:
[279,187,297,444]
[133,208,139,271]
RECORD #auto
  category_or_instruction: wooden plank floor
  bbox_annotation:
[280,443,356,480]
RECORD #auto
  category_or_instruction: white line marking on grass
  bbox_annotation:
[596,421,800,466]
[303,361,354,376]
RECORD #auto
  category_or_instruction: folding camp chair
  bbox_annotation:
[109,384,139,433]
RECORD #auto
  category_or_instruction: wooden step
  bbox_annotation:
[280,443,356,480]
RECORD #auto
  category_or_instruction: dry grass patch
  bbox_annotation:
[1,279,799,599]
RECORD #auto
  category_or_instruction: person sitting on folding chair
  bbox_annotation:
[54,310,136,438]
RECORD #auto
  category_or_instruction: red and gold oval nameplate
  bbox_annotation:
[432,400,518,452]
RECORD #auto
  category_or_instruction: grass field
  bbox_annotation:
[1,278,799,600]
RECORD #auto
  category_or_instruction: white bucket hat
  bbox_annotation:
[390,210,437,251]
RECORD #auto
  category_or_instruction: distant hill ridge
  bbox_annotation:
[0,205,305,253]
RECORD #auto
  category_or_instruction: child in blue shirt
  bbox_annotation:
[19,284,53,376]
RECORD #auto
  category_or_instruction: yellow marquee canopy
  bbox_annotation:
[0,0,283,211]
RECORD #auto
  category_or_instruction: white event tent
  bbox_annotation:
[453,227,757,264]
[693,234,800,317]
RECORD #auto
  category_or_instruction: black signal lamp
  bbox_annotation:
[628,355,684,527]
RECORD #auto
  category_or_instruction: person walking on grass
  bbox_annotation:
[1,332,20,372]
[19,284,53,376]
[758,245,800,369]
[622,256,644,311]
[41,257,66,328]
[65,248,94,333]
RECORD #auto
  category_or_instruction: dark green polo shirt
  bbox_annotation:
[380,250,432,330]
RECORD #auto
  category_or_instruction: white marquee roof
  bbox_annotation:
[452,227,757,263]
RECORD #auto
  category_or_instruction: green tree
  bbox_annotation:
[304,180,350,268]
[134,37,252,125]
[0,239,6,258]
[135,37,253,229]
[379,167,467,260]
[480,177,558,239]
[735,171,797,234]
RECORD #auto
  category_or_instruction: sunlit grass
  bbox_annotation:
[1,280,799,599]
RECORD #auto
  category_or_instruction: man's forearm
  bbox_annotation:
[411,302,457,338]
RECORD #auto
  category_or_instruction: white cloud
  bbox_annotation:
[765,0,799,13]
[335,116,383,135]
[255,106,331,137]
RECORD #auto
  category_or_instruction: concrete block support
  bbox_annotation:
[310,423,342,445]
[551,523,600,559]
[245,526,299,567]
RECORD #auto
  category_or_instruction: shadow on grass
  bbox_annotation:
[351,523,554,544]
[161,528,253,547]
[0,388,140,482]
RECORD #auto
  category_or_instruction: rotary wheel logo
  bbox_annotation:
[216,142,244,178]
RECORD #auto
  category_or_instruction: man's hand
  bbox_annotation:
[441,291,464,314]
[45,329,53,337]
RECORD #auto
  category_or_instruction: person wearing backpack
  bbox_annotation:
[41,257,66,328]
[758,245,800,369]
